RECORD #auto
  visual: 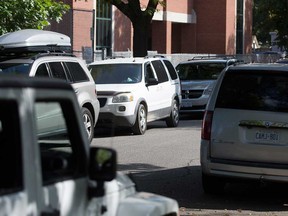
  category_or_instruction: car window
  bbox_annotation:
[0,63,31,76]
[177,62,226,80]
[145,63,156,82]
[36,100,86,185]
[65,62,89,82]
[0,100,23,194]
[35,63,50,77]
[216,70,288,112]
[163,60,178,80]
[151,60,169,83]
[90,64,142,84]
[48,62,67,81]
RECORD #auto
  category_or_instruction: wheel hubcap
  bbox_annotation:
[139,108,146,131]
[83,113,92,137]
[173,103,179,123]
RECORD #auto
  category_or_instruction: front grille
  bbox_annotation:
[181,90,203,99]
[98,98,107,107]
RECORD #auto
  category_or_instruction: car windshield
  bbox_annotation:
[89,64,142,84]
[0,63,32,75]
[176,62,226,81]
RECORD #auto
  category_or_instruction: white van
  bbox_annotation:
[89,56,182,134]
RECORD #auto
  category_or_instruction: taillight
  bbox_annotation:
[201,110,213,140]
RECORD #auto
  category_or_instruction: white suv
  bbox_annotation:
[88,56,182,134]
[0,29,100,142]
[201,63,288,194]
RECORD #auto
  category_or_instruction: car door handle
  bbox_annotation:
[74,88,79,94]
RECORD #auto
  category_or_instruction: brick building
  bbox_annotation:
[49,0,253,59]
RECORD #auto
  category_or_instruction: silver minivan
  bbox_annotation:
[176,57,239,113]
[201,63,288,194]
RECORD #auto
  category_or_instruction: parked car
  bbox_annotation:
[252,51,285,63]
[88,56,182,134]
[0,29,99,142]
[0,76,179,216]
[176,56,240,114]
[275,58,288,64]
[201,63,288,194]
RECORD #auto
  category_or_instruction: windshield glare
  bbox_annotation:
[0,63,32,75]
[177,62,226,80]
[89,64,142,84]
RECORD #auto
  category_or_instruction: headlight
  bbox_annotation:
[112,93,133,103]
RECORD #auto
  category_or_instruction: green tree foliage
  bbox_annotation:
[253,0,288,50]
[106,0,164,57]
[0,0,70,35]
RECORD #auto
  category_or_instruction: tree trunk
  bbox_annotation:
[132,19,150,57]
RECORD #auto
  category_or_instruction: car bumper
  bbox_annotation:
[180,97,208,113]
[97,112,136,127]
[201,141,288,183]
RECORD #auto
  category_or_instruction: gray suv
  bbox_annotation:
[176,56,240,113]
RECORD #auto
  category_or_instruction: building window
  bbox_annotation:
[96,0,112,53]
[236,0,244,54]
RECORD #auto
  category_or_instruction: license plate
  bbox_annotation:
[255,131,280,142]
[181,101,193,108]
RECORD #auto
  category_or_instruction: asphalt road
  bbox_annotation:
[92,114,288,216]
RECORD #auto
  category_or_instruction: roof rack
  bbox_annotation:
[188,55,237,61]
[144,55,166,59]
[0,45,71,55]
[31,52,75,60]
[0,51,75,62]
[104,56,126,60]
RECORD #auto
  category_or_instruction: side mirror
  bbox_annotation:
[146,78,158,86]
[89,147,117,182]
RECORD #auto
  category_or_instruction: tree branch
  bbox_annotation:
[109,0,132,19]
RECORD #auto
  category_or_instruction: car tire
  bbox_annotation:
[132,104,147,135]
[82,107,94,143]
[202,173,226,194]
[166,99,179,127]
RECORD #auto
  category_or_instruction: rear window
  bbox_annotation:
[177,62,226,80]
[216,70,288,112]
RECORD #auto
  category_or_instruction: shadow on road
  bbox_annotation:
[95,115,202,138]
[120,164,288,213]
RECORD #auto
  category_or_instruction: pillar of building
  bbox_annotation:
[152,20,172,54]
